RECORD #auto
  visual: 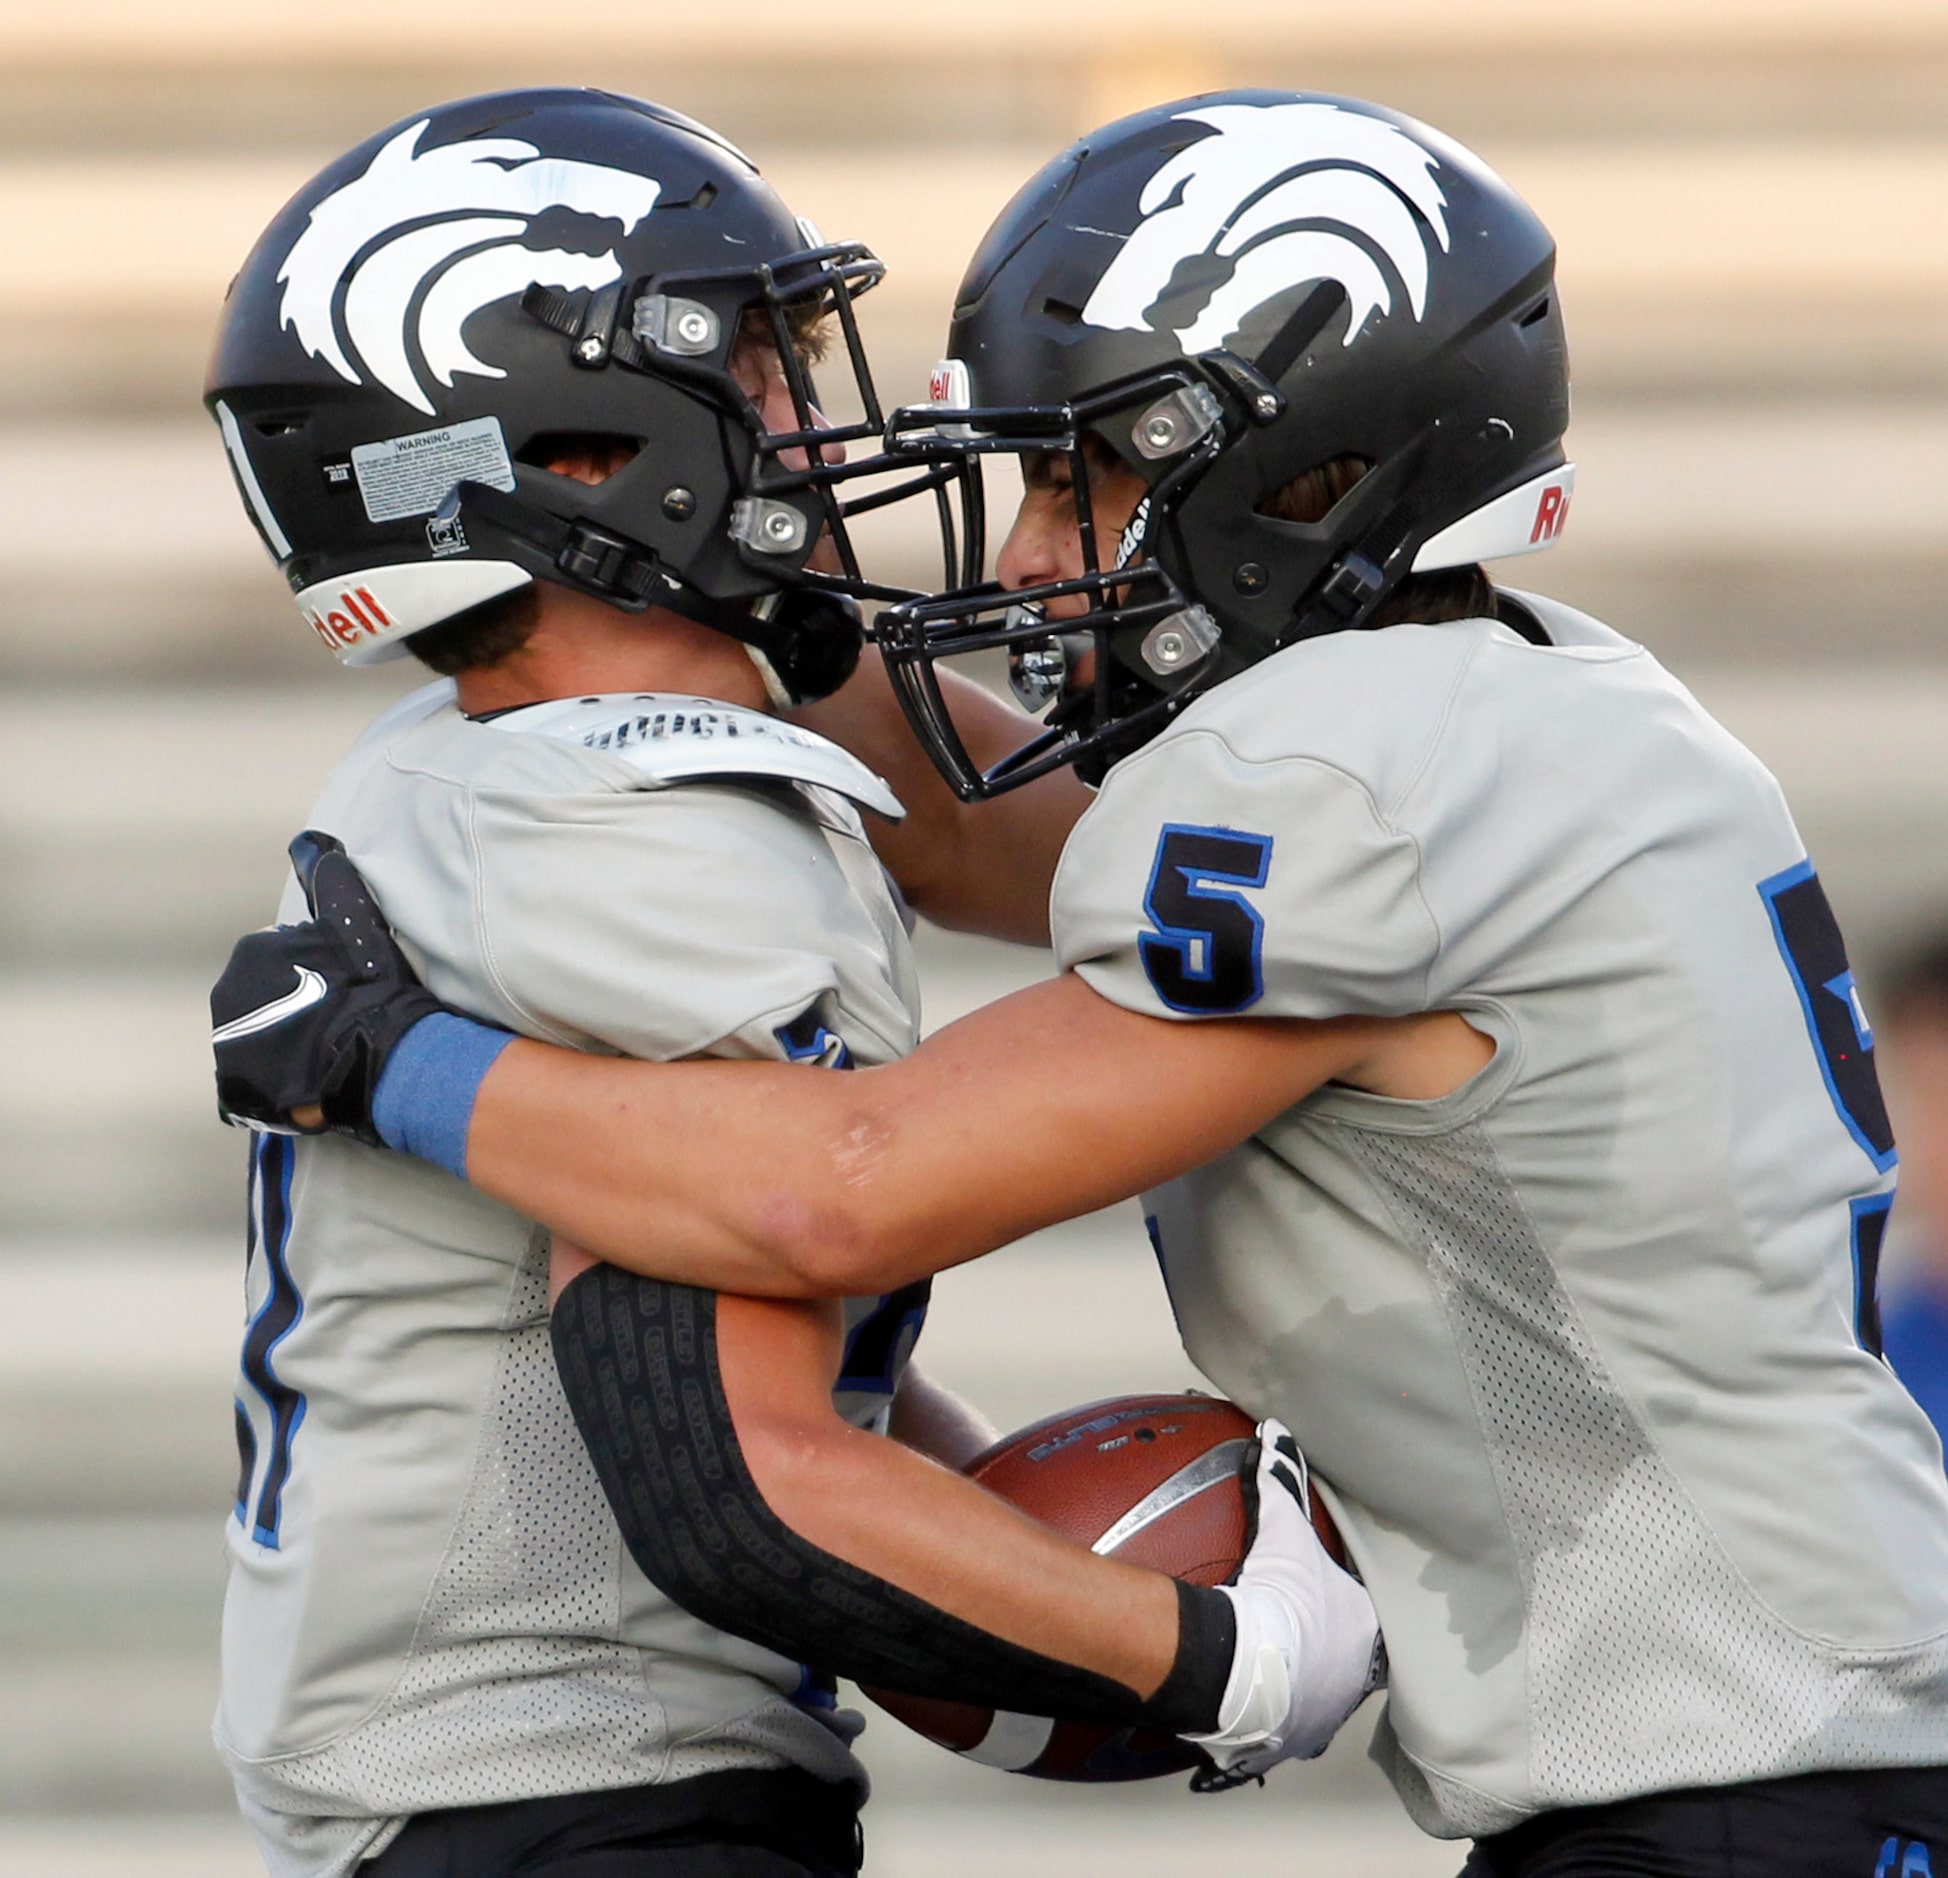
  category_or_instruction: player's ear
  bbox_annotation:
[545,449,607,488]
[531,434,639,487]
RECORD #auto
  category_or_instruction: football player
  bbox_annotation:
[205,86,1375,1878]
[215,92,1948,1874]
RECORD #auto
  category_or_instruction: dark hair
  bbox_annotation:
[740,301,832,369]
[406,584,542,675]
[1258,455,1496,627]
[405,428,645,675]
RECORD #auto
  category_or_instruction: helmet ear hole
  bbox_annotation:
[1255,456,1374,528]
[515,433,644,484]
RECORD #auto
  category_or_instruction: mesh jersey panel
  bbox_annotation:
[1058,601,1948,1834]
[1345,1120,1948,1836]
[223,1239,864,1865]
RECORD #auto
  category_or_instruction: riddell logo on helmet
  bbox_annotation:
[303,587,395,651]
[927,358,971,407]
[1531,483,1572,544]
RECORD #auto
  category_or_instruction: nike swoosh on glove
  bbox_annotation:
[210,830,457,1142]
[1183,1420,1385,1785]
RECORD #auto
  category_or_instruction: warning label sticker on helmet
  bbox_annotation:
[351,416,516,524]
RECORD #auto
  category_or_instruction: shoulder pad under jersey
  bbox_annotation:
[490,694,905,821]
[358,678,458,743]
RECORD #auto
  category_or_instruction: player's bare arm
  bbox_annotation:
[549,1231,1172,1696]
[792,656,1089,944]
[216,867,1486,1302]
[212,866,1396,1770]
[537,1194,1378,1774]
[472,976,1488,1299]
[715,1288,1182,1694]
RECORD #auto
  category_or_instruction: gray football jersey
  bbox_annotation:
[1052,595,1948,1837]
[219,687,923,1878]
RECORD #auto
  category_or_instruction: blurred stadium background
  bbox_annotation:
[1,1,1944,1870]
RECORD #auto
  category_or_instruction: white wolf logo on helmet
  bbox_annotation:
[277,120,664,416]
[1081,101,1451,356]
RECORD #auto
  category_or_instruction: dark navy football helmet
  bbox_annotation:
[876,91,1574,793]
[207,88,945,700]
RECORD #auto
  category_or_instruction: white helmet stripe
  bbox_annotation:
[344,218,523,415]
[276,118,664,414]
[1082,100,1450,355]
[214,400,292,559]
[421,245,621,391]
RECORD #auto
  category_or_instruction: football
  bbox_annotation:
[860,1392,1342,1781]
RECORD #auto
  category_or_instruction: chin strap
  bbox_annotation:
[744,643,797,713]
[659,580,862,707]
[730,588,865,707]
[1275,500,1419,652]
[443,479,863,704]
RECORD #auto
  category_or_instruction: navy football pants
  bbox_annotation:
[360,1769,861,1877]
[1462,1764,1948,1877]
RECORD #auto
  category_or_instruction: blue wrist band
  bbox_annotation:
[371,1012,515,1179]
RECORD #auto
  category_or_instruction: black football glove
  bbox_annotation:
[211,831,455,1143]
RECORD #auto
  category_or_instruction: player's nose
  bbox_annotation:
[762,376,845,472]
[996,497,1072,601]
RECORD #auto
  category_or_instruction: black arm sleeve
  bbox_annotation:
[551,1264,1232,1732]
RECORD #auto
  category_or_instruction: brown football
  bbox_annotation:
[859,1392,1342,1781]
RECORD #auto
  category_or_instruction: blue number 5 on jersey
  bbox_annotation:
[1138,824,1274,1014]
